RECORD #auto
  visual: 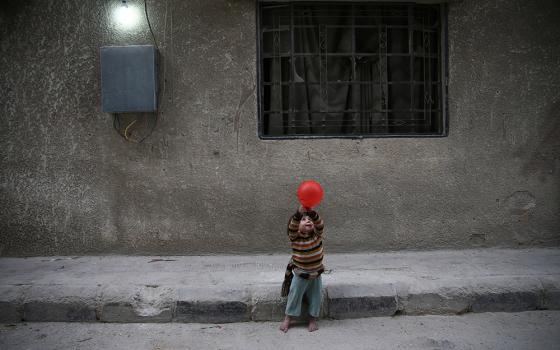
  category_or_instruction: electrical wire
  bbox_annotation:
[113,114,120,135]
[144,0,159,51]
[137,112,158,143]
[124,119,137,141]
[112,0,161,144]
[140,0,160,143]
[113,113,157,143]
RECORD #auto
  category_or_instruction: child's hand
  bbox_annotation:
[298,205,312,214]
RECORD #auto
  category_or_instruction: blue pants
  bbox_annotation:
[285,274,322,317]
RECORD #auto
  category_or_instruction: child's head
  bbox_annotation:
[298,215,315,234]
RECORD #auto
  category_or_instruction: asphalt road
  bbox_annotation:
[1,311,559,350]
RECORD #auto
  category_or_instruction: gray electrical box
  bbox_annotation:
[100,45,157,113]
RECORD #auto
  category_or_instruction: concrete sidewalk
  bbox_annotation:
[1,248,559,323]
[3,312,560,350]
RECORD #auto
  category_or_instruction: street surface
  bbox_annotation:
[1,311,559,350]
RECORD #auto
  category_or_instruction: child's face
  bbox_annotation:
[299,216,314,234]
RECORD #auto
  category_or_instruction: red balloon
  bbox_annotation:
[296,180,324,208]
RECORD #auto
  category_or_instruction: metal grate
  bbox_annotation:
[257,1,448,138]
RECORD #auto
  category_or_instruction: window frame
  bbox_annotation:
[256,0,449,139]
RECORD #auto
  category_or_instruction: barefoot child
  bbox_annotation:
[279,204,325,333]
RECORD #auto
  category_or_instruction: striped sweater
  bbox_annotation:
[287,210,325,274]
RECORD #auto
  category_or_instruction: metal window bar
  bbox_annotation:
[424,30,431,126]
[262,53,439,58]
[258,2,447,138]
[262,25,439,32]
[408,5,414,128]
[289,2,295,134]
[319,23,328,133]
[379,25,388,126]
[272,13,282,133]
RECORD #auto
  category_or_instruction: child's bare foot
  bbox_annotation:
[308,317,319,332]
[279,315,291,333]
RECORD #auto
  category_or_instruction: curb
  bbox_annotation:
[1,276,559,323]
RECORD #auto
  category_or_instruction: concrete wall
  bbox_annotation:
[1,0,559,256]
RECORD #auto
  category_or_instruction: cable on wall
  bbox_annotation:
[113,0,162,144]
[144,0,159,51]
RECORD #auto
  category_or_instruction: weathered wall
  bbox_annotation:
[1,0,559,256]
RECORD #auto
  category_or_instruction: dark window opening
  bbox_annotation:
[258,1,448,138]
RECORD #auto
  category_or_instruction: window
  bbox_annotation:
[257,1,448,138]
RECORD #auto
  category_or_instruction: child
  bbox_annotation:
[279,204,325,333]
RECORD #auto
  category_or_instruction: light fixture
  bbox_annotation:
[113,0,140,30]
